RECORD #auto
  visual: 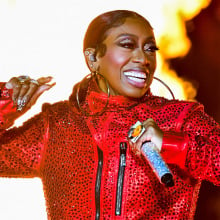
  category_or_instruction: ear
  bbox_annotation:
[84,48,99,72]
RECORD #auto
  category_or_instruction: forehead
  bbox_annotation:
[104,17,155,41]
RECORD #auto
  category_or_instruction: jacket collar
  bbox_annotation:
[70,76,152,115]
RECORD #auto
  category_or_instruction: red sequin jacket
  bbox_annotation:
[0,82,220,220]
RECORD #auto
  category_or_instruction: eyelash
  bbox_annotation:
[144,45,159,52]
[119,42,135,49]
[119,41,159,53]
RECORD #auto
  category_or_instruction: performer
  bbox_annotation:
[0,10,219,219]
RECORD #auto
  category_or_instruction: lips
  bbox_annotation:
[123,69,148,88]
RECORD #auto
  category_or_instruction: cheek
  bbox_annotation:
[150,55,157,71]
[104,49,129,70]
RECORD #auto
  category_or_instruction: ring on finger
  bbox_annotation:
[18,75,30,84]
[30,79,40,86]
[16,96,29,111]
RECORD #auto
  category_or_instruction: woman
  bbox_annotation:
[0,10,219,219]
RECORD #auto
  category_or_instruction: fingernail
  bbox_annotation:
[16,96,28,111]
[16,103,23,111]
[46,82,56,90]
[17,97,22,106]
[21,96,29,106]
[21,99,26,107]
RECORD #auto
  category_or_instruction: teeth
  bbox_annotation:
[127,76,145,83]
[124,71,146,79]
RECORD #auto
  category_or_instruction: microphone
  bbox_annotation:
[128,121,174,187]
[141,141,174,187]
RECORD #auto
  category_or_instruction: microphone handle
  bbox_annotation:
[141,141,174,187]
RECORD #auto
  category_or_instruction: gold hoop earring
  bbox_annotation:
[153,76,175,99]
[76,72,110,116]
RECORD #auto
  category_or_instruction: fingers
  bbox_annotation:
[38,76,53,85]
[129,139,142,156]
[141,118,158,141]
[129,119,163,156]
[26,81,56,109]
[6,77,22,104]
[141,119,163,151]
[17,80,40,111]
[6,75,55,111]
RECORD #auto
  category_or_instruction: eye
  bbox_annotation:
[118,39,135,49]
[144,45,159,53]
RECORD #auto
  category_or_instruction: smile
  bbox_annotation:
[123,71,147,87]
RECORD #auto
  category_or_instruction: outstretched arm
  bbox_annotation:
[0,76,55,177]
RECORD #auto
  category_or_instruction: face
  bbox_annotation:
[95,17,158,98]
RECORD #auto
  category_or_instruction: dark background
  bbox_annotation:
[169,0,220,219]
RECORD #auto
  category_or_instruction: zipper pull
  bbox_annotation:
[115,142,127,216]
[120,142,127,166]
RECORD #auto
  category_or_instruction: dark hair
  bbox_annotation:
[83,10,152,56]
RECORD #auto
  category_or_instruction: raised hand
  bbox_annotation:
[5,75,55,111]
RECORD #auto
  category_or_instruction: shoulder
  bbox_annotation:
[146,95,204,112]
[42,100,69,112]
[143,96,205,126]
[40,99,82,122]
[41,100,75,118]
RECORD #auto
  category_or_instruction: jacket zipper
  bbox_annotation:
[95,146,103,220]
[115,142,127,216]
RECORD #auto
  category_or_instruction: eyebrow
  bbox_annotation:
[115,33,155,42]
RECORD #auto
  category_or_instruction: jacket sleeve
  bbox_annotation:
[160,101,220,184]
[0,82,19,129]
[0,83,49,178]
[160,131,188,170]
[182,105,220,185]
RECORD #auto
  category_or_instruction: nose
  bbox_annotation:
[132,49,150,66]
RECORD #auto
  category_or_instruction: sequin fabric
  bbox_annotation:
[0,81,219,219]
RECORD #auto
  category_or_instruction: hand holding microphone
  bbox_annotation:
[128,120,174,187]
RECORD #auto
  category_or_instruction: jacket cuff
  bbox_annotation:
[161,132,188,169]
